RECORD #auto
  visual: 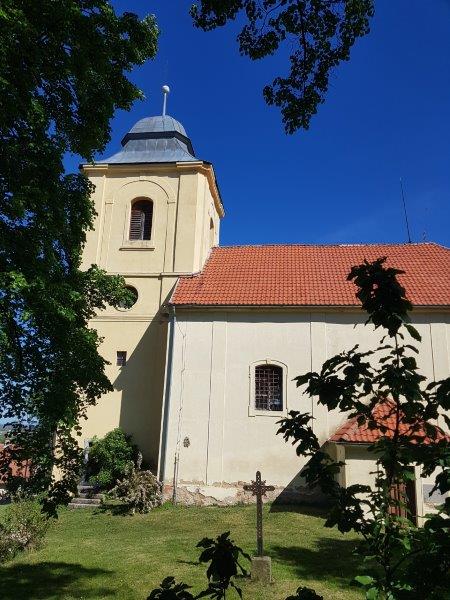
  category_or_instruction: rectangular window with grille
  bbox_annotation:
[255,365,283,411]
[116,351,127,367]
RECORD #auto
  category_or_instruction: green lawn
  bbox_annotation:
[0,503,365,600]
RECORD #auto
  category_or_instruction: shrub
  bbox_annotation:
[0,498,49,563]
[147,577,194,599]
[148,532,250,599]
[196,531,250,599]
[110,461,162,514]
[87,428,137,490]
[285,588,324,600]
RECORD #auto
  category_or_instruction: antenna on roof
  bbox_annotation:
[162,85,170,117]
[399,178,412,243]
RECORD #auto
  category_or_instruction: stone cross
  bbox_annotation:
[243,470,275,557]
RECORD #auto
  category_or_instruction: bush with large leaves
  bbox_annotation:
[148,532,250,600]
[147,577,194,600]
[196,531,250,599]
[285,588,323,600]
[0,1,158,515]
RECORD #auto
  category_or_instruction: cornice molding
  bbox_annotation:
[81,161,225,219]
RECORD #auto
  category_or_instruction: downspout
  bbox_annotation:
[158,304,176,485]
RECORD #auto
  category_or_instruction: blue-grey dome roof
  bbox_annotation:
[98,115,198,164]
[129,115,188,137]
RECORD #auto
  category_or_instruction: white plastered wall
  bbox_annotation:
[161,310,450,507]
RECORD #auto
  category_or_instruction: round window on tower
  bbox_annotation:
[117,286,138,311]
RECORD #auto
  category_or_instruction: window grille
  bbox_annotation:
[255,365,283,411]
[129,199,153,240]
[116,351,127,366]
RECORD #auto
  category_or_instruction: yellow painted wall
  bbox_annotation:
[80,162,222,466]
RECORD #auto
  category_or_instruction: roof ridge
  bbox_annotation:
[213,241,448,250]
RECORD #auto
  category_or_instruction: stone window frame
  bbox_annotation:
[120,196,156,251]
[248,359,288,418]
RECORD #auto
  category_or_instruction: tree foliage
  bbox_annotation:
[0,0,158,515]
[277,258,450,599]
[191,0,374,132]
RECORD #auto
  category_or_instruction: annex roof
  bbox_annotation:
[330,401,450,445]
[171,243,450,308]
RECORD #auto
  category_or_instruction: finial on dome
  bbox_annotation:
[162,85,170,116]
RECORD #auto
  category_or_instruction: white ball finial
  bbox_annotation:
[162,85,170,116]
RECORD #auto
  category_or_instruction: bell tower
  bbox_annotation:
[80,88,224,467]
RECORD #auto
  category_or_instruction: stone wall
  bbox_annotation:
[163,482,327,507]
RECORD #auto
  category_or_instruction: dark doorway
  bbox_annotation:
[389,469,417,525]
[405,476,417,524]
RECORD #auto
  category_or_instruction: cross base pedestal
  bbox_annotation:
[251,556,272,583]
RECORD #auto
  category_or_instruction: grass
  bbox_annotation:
[0,502,365,600]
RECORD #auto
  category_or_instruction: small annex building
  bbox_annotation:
[328,401,450,520]
[79,102,450,518]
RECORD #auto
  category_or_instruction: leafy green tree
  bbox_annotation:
[0,0,158,515]
[191,1,374,133]
[277,259,450,599]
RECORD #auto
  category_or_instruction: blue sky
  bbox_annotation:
[66,0,450,247]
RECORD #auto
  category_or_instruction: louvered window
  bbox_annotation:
[255,365,283,411]
[129,199,153,241]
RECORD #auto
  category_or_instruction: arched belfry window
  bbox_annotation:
[129,199,153,241]
[255,364,283,411]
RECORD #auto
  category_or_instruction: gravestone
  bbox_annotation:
[243,470,275,583]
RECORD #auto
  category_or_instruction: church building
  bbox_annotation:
[80,99,450,516]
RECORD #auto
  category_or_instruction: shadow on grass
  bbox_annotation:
[270,537,362,584]
[269,503,329,518]
[94,502,131,516]
[0,561,115,599]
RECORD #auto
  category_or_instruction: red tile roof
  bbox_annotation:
[171,243,450,307]
[0,444,31,482]
[330,401,450,445]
